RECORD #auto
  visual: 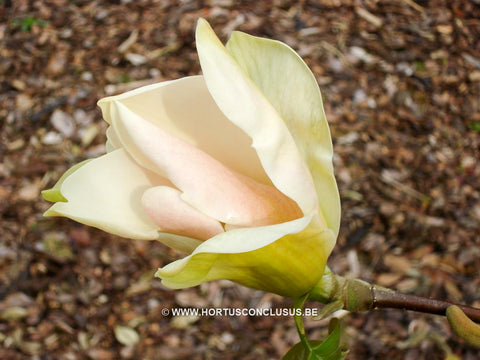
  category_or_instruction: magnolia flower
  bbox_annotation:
[42,19,340,298]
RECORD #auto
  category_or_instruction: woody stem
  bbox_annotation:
[371,286,480,322]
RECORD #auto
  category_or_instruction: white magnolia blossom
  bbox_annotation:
[43,19,340,298]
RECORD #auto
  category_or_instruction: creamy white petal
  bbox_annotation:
[195,19,318,217]
[98,80,176,125]
[44,149,166,240]
[98,76,268,184]
[105,126,122,153]
[183,214,312,254]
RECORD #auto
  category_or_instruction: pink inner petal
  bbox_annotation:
[142,186,224,241]
[113,102,303,227]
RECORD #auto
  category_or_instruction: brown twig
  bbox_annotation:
[371,286,480,323]
[309,273,480,346]
[310,273,480,323]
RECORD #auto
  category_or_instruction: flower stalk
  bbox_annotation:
[293,294,313,352]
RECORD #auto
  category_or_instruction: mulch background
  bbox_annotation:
[1,0,479,359]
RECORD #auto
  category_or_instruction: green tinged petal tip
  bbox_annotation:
[42,159,92,204]
[41,189,67,202]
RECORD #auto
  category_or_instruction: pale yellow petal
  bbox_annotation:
[156,215,335,297]
[226,30,341,236]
